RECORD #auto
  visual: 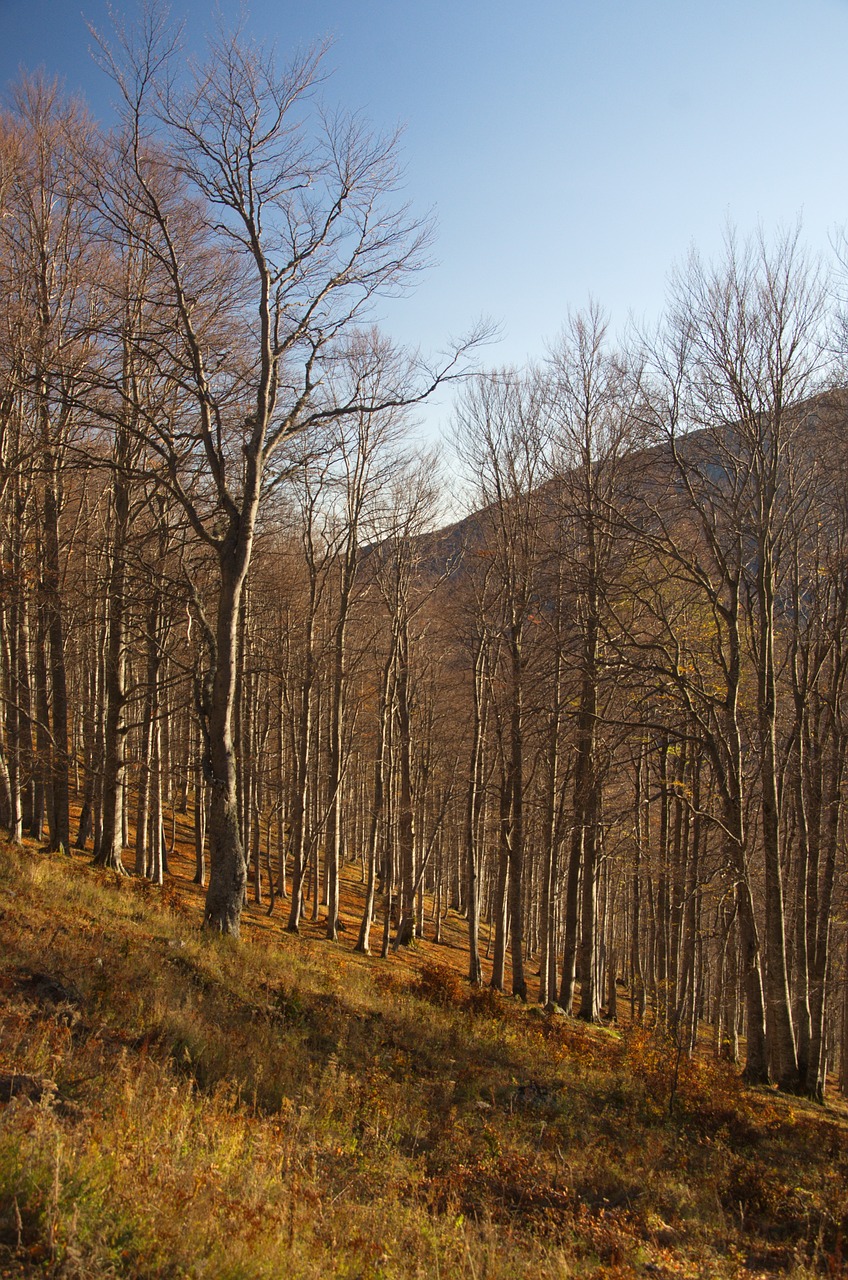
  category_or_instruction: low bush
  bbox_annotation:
[412,959,467,1008]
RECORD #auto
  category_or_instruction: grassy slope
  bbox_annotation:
[1,841,847,1279]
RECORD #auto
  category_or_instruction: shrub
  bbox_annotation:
[465,983,505,1019]
[412,960,466,1008]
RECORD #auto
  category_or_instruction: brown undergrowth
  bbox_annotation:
[1,839,847,1278]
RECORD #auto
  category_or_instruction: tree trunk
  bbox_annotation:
[490,774,510,992]
[96,470,131,873]
[42,455,69,854]
[202,550,250,935]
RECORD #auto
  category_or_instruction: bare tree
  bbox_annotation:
[368,455,443,951]
[631,228,828,1087]
[93,10,481,934]
[0,76,101,854]
[548,307,641,1020]
[454,370,550,999]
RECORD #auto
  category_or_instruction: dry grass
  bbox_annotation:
[0,838,847,1278]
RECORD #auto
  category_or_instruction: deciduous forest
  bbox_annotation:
[3,0,848,1169]
[4,16,848,1095]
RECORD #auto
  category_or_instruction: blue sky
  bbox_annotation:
[2,0,848,438]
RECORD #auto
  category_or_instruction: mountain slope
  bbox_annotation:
[1,839,847,1278]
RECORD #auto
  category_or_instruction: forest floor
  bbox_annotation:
[1,828,848,1278]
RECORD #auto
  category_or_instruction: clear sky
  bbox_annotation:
[2,0,848,439]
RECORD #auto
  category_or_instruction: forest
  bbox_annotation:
[3,12,848,1117]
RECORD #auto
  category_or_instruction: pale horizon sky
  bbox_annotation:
[2,0,848,440]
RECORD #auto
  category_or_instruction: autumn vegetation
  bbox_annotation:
[4,7,848,1274]
[2,836,848,1278]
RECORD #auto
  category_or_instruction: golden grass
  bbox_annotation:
[0,838,847,1278]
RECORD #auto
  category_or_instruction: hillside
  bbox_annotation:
[1,839,847,1279]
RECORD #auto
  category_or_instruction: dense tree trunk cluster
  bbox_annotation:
[2,33,848,1099]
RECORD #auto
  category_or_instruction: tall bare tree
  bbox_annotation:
[455,370,550,999]
[93,10,479,933]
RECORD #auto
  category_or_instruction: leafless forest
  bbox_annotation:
[3,18,848,1104]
